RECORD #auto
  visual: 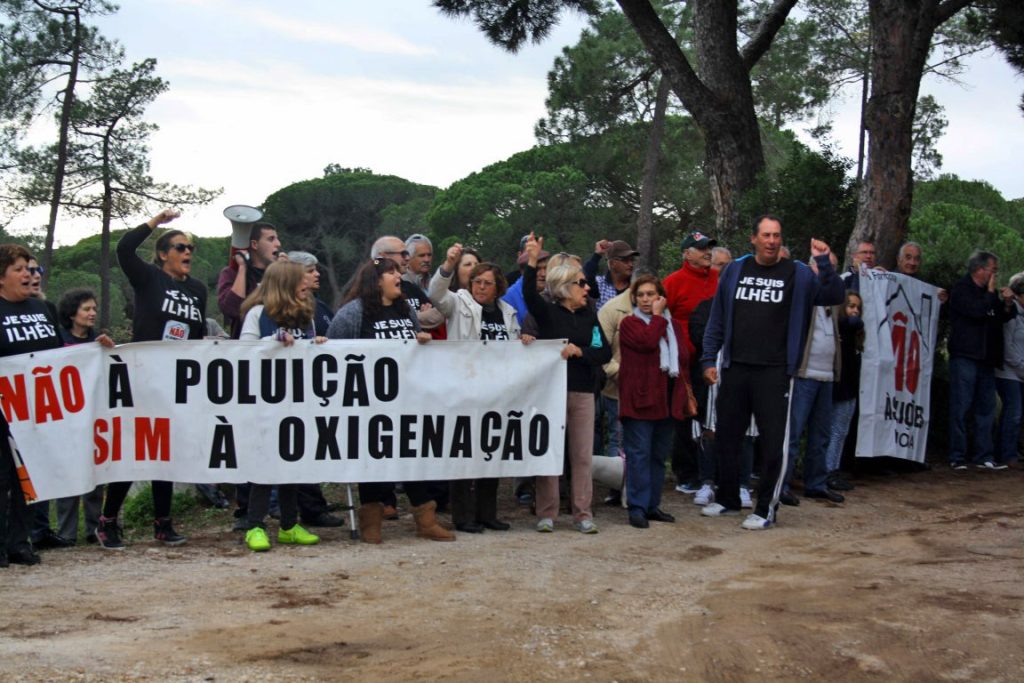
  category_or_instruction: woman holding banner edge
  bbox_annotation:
[96,209,207,550]
[327,258,455,544]
[0,243,66,566]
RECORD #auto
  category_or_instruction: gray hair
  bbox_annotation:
[287,251,319,268]
[546,263,583,302]
[967,250,997,274]
[711,246,731,260]
[898,241,922,260]
[370,236,403,258]
[1010,273,1024,296]
[405,233,432,253]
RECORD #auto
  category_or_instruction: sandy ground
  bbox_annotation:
[1,465,1023,682]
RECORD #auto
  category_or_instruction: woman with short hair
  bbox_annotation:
[328,258,455,543]
[429,245,530,532]
[522,234,611,534]
[0,244,64,566]
[618,274,695,528]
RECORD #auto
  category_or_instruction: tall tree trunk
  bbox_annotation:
[849,0,974,268]
[99,129,113,330]
[617,0,793,243]
[41,6,82,290]
[636,75,670,270]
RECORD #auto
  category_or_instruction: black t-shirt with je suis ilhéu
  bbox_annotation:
[730,257,796,366]
[361,303,418,340]
[0,297,62,358]
[116,224,208,342]
[480,304,509,340]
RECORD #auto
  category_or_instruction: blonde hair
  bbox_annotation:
[546,263,584,302]
[240,261,313,330]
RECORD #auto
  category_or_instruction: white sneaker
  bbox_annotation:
[575,519,598,534]
[693,484,715,506]
[740,487,753,509]
[535,518,554,533]
[700,503,736,517]
[741,513,771,530]
[977,461,1009,471]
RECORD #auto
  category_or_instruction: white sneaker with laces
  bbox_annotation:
[740,487,753,509]
[693,484,715,506]
[536,518,554,533]
[701,503,736,517]
[741,513,771,530]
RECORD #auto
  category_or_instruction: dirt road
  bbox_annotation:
[2,466,1022,682]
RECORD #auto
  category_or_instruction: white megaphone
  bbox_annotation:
[222,204,263,267]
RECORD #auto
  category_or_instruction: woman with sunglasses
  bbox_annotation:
[238,261,326,552]
[428,244,528,533]
[96,209,207,550]
[522,233,611,534]
[328,258,455,544]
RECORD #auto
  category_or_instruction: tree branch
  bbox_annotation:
[740,0,800,71]
[935,0,975,26]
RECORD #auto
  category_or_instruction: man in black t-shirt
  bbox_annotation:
[700,215,845,530]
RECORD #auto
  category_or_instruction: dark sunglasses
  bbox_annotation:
[28,266,45,275]
[572,278,589,288]
[382,250,410,258]
[170,243,196,253]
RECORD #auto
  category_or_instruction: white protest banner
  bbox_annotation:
[856,269,940,462]
[0,339,567,502]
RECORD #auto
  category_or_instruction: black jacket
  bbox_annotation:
[947,273,1015,366]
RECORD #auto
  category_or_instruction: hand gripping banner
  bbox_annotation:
[0,339,568,502]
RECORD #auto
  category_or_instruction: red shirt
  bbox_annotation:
[662,261,719,356]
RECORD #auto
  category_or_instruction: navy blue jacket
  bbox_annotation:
[701,253,846,376]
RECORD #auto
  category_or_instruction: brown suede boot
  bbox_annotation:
[412,500,455,541]
[358,503,384,544]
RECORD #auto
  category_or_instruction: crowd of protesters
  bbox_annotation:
[0,207,1016,567]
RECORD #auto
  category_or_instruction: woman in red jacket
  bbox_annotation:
[618,274,695,529]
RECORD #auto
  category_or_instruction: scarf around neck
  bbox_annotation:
[632,308,680,377]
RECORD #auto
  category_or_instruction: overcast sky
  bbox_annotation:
[9,0,1024,245]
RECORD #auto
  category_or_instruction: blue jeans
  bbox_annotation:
[621,417,673,515]
[594,395,622,459]
[948,356,996,465]
[826,398,857,473]
[785,377,833,493]
[995,377,1022,464]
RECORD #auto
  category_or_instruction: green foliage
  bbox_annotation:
[912,95,948,180]
[261,169,437,306]
[736,139,858,261]
[909,175,1024,290]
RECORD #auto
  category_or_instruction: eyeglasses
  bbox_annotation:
[572,278,589,288]
[471,278,496,287]
[170,244,196,253]
[382,250,410,258]
[27,266,45,275]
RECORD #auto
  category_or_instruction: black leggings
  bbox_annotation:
[103,480,173,519]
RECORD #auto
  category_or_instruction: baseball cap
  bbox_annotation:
[606,241,639,260]
[681,231,717,251]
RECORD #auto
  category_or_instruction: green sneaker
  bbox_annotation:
[278,524,320,545]
[245,527,271,552]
